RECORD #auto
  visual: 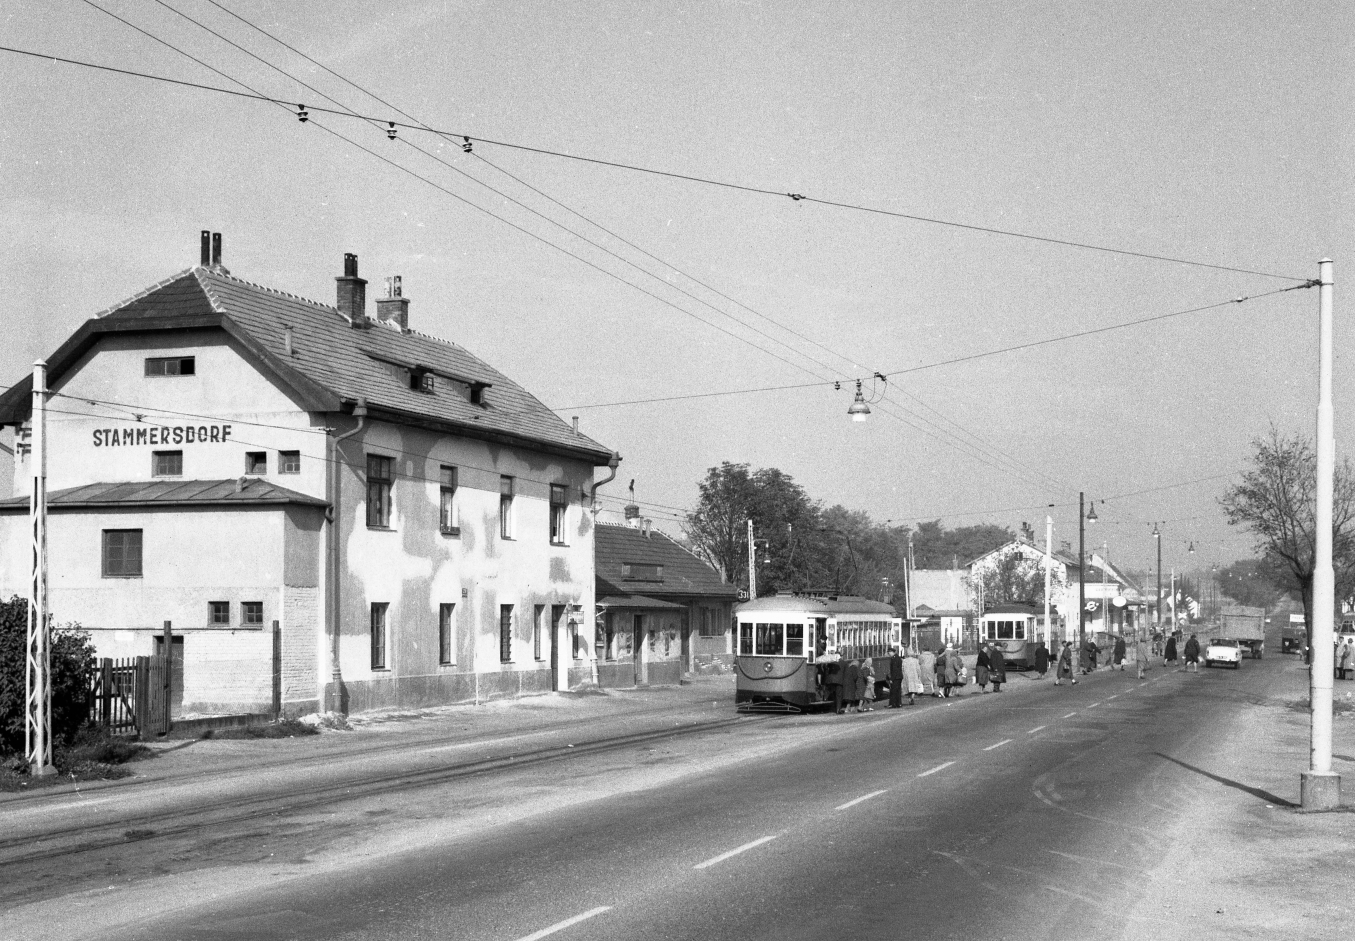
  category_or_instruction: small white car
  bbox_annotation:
[1205,637,1243,669]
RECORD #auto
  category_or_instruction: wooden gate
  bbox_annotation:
[86,656,171,737]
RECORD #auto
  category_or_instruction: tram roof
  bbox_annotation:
[983,603,1040,615]
[736,592,898,617]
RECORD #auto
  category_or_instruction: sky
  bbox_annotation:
[2,0,1352,584]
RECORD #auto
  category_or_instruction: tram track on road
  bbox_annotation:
[0,713,758,872]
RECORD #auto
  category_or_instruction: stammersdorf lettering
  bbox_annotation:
[92,424,233,447]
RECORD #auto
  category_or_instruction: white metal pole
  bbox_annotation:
[26,360,54,776]
[746,518,757,599]
[1044,516,1053,647]
[1304,258,1340,809]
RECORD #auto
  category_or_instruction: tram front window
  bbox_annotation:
[786,624,804,657]
[755,623,784,655]
[739,623,753,655]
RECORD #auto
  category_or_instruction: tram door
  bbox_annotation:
[633,614,646,685]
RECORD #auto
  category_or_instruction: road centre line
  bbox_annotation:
[1027,725,1046,734]
[513,907,612,941]
[835,790,888,811]
[694,835,778,870]
[983,739,1012,751]
[1087,702,1101,709]
[1107,694,1118,700]
[918,761,955,777]
[1062,712,1077,719]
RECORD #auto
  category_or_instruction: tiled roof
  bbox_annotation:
[595,523,739,601]
[0,479,326,509]
[0,266,614,464]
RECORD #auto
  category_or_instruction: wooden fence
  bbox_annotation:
[86,656,170,738]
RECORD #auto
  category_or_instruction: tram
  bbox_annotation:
[980,603,1056,670]
[735,592,901,713]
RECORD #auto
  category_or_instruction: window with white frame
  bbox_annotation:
[439,465,459,534]
[371,602,389,670]
[439,603,455,665]
[499,476,514,539]
[549,484,567,544]
[367,455,393,527]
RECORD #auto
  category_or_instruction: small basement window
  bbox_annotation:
[145,356,195,377]
[245,452,267,475]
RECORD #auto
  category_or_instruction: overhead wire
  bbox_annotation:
[110,0,1072,494]
[0,41,1309,283]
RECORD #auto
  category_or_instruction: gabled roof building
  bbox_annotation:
[0,236,618,716]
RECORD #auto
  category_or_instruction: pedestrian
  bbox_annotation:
[989,643,1007,692]
[821,647,844,714]
[888,647,905,708]
[859,658,876,711]
[919,648,938,697]
[1055,641,1077,686]
[941,643,962,697]
[901,651,924,705]
[1034,640,1050,679]
[1090,639,1100,671]
[934,645,949,697]
[1336,638,1352,680]
[976,643,992,692]
[1135,634,1151,680]
[1079,638,1092,675]
[1183,634,1199,673]
[1164,635,1179,668]
[1113,636,1127,671]
[843,658,862,713]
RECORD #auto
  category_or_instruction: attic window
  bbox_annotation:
[622,563,663,581]
[145,356,195,377]
[410,370,435,393]
[470,384,485,405]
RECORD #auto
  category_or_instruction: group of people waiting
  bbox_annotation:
[1335,636,1355,680]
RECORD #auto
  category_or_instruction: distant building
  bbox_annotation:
[594,518,738,686]
[908,568,973,646]
[0,236,618,716]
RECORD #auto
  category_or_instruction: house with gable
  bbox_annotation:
[594,513,738,687]
[0,233,619,716]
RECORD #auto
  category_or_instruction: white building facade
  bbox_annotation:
[0,241,618,716]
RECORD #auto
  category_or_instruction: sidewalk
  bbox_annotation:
[1123,654,1355,940]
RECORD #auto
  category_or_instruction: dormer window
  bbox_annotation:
[622,563,663,581]
[470,384,486,406]
[410,369,435,393]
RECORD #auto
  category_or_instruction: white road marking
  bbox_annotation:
[1062,712,1077,719]
[1107,694,1118,700]
[983,739,1012,751]
[693,835,778,870]
[835,789,888,811]
[917,761,955,777]
[1087,702,1101,709]
[33,796,117,813]
[1027,725,1046,734]
[513,907,612,941]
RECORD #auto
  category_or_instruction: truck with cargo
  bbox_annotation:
[1281,614,1305,654]
[1221,605,1266,659]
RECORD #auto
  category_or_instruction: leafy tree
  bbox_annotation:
[910,520,1014,570]
[1219,428,1355,650]
[0,596,96,758]
[1215,558,1288,610]
[967,547,1050,609]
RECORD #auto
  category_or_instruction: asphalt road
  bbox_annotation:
[3,655,1315,941]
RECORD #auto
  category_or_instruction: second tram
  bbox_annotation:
[980,602,1056,670]
[735,592,901,713]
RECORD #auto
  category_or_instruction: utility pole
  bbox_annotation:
[746,518,757,600]
[1153,524,1162,635]
[1078,492,1086,651]
[1305,258,1340,810]
[1044,515,1053,646]
[26,360,55,777]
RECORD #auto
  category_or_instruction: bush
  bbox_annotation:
[0,595,97,758]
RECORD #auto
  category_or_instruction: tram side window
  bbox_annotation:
[786,624,804,657]
[739,623,753,655]
[1014,619,1027,640]
[755,623,784,656]
[815,621,827,659]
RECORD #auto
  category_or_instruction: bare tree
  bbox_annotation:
[1219,427,1355,650]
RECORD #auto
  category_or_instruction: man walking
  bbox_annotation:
[989,643,1007,692]
[1135,633,1151,680]
[1183,633,1201,673]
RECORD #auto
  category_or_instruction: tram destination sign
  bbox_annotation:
[93,424,234,447]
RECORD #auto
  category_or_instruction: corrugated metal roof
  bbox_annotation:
[594,523,738,600]
[0,479,326,509]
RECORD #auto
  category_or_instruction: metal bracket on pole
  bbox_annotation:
[26,360,55,776]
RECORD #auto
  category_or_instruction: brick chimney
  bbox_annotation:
[375,275,409,332]
[336,253,368,328]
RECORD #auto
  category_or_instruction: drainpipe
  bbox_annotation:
[588,452,621,513]
[325,397,367,714]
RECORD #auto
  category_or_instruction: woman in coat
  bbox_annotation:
[1055,641,1077,686]
[1078,640,1092,675]
[1164,635,1179,667]
[941,644,962,697]
[989,644,1007,692]
[975,644,992,692]
[901,652,924,705]
[843,658,862,713]
[1113,636,1127,671]
[919,649,938,696]
[1034,641,1050,679]
[859,658,876,711]
[1183,634,1200,673]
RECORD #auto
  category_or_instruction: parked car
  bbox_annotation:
[1205,637,1243,669]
